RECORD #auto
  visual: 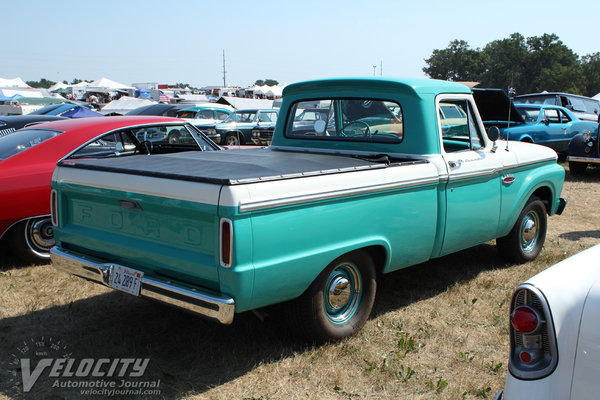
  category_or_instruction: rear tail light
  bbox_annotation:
[219,218,233,268]
[51,189,58,226]
[511,306,540,333]
[508,284,558,380]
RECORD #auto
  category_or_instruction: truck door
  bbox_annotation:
[439,97,503,255]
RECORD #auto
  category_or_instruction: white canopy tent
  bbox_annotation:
[0,77,30,88]
[49,82,70,91]
[100,96,155,115]
[89,77,134,90]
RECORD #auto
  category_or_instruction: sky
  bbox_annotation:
[4,0,599,89]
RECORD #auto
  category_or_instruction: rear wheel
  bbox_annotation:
[292,250,377,342]
[569,161,587,175]
[10,217,54,264]
[497,196,547,263]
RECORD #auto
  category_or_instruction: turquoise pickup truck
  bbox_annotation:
[49,78,566,342]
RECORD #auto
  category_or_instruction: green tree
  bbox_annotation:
[579,53,600,97]
[479,33,528,92]
[25,78,56,88]
[524,33,579,94]
[254,79,279,86]
[423,40,485,81]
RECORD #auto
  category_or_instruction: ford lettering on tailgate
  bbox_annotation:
[70,199,212,251]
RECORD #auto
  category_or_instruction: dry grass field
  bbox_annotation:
[1,163,599,400]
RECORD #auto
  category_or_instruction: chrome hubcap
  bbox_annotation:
[520,211,539,253]
[324,263,362,323]
[26,218,54,256]
[328,276,351,310]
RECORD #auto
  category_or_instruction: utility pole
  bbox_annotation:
[372,65,377,76]
[222,50,227,87]
[380,60,382,76]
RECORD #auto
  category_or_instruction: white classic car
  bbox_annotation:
[498,244,600,399]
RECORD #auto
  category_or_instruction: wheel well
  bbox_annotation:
[531,186,553,215]
[521,137,534,143]
[362,245,387,275]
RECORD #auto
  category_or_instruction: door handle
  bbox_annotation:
[448,160,462,168]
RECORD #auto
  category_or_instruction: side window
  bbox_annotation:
[216,111,229,121]
[558,110,571,123]
[544,109,560,123]
[198,110,213,119]
[440,100,484,153]
[259,112,278,122]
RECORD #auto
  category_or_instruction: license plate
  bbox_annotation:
[109,264,143,296]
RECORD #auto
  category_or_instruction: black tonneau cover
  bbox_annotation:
[57,148,425,185]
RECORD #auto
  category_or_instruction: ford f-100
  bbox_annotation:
[49,78,566,341]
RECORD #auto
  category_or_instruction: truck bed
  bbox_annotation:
[57,148,425,185]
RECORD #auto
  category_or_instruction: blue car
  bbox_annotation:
[473,89,598,154]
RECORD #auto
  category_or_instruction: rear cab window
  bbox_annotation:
[285,98,403,143]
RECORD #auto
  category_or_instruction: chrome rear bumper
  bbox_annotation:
[50,247,235,324]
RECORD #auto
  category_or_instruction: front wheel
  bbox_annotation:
[292,250,377,342]
[569,161,587,175]
[225,132,242,146]
[497,196,547,263]
[9,217,54,264]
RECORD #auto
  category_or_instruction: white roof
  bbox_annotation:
[175,94,210,103]
[89,77,134,90]
[49,82,69,91]
[100,96,155,115]
[593,93,600,101]
[0,88,45,98]
[0,77,30,88]
[216,97,274,109]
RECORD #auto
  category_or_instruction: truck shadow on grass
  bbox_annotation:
[0,244,508,398]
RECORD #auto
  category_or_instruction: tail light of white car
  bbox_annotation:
[509,284,558,379]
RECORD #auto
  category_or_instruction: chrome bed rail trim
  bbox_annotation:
[238,176,440,212]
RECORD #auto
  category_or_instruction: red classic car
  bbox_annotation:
[0,116,219,263]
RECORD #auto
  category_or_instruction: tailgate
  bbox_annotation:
[52,165,222,291]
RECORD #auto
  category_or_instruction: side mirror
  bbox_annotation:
[543,118,550,126]
[487,126,500,142]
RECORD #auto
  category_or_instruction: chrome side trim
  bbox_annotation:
[447,156,558,183]
[567,156,600,165]
[50,247,235,324]
[238,176,439,212]
[448,167,500,181]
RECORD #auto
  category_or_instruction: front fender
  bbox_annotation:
[499,162,565,237]
[568,133,592,157]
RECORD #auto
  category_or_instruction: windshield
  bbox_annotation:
[29,104,65,115]
[0,129,62,160]
[224,111,257,123]
[66,124,218,160]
